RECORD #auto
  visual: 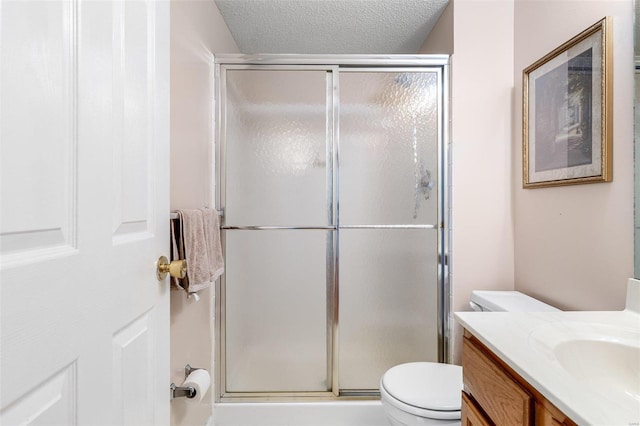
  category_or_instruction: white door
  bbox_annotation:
[0,1,170,424]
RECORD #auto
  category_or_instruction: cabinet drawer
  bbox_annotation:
[463,337,533,425]
[462,391,494,426]
[536,401,576,426]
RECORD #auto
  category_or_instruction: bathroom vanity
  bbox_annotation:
[461,328,575,425]
[456,281,640,426]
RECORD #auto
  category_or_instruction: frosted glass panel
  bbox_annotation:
[225,230,328,392]
[339,229,438,391]
[219,65,445,398]
[225,70,330,226]
[340,72,439,225]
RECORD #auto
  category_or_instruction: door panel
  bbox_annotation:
[1,363,77,425]
[338,229,439,390]
[218,65,444,398]
[0,0,170,424]
[225,230,329,392]
[112,310,156,425]
[112,0,152,239]
[220,66,334,396]
[0,0,77,262]
[224,69,330,227]
[338,70,441,391]
[340,72,439,225]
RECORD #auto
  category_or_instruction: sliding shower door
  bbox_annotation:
[220,67,336,396]
[338,71,441,392]
[217,59,447,400]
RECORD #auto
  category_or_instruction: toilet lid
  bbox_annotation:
[381,362,462,412]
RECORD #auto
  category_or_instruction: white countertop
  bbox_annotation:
[455,310,640,425]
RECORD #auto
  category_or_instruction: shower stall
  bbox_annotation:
[215,55,450,402]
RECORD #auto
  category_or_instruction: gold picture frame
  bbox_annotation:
[523,17,612,188]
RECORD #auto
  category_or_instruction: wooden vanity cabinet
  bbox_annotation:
[461,330,577,426]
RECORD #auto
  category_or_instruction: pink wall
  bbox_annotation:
[169,1,238,425]
[419,2,453,54]
[513,0,635,311]
[443,0,516,363]
[168,0,636,405]
[422,0,635,362]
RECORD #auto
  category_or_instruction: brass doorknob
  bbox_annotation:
[157,256,187,280]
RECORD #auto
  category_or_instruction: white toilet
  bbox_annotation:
[379,291,559,426]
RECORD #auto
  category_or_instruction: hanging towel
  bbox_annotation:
[170,208,224,295]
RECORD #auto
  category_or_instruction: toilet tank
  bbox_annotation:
[470,291,560,312]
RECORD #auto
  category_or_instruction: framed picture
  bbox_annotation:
[523,17,612,188]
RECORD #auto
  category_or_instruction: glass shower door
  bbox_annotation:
[338,70,442,392]
[220,67,336,395]
[217,62,447,399]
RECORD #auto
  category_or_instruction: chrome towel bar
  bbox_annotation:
[170,209,224,220]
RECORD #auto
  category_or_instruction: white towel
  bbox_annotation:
[171,208,224,294]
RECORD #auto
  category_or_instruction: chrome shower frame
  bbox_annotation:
[214,54,451,402]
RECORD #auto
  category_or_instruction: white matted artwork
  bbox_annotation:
[523,17,612,188]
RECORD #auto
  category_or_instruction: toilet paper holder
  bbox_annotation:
[170,364,202,399]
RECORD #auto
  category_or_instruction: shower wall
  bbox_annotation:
[421,0,516,366]
[217,62,446,399]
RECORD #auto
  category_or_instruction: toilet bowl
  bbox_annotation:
[380,362,462,426]
[379,291,559,426]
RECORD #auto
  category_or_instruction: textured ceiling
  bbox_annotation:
[214,0,449,54]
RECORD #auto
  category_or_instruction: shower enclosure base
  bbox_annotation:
[212,401,387,426]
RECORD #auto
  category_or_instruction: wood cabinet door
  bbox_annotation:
[535,401,577,426]
[462,392,494,426]
[463,337,533,425]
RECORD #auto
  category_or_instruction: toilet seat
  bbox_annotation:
[380,362,462,420]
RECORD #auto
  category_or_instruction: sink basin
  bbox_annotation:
[528,321,640,402]
[554,339,640,400]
